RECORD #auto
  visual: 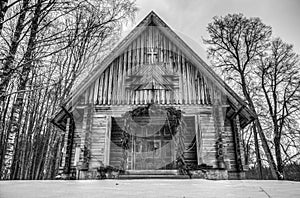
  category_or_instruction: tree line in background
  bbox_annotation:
[204,13,300,180]
[0,0,137,180]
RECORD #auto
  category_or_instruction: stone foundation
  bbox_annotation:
[190,169,228,180]
[61,168,245,180]
[228,171,246,179]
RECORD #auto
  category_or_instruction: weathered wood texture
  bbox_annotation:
[79,27,215,106]
[108,116,198,170]
[222,116,241,172]
[64,26,245,175]
[109,117,124,169]
[198,113,218,168]
[67,106,243,173]
[183,116,197,167]
[69,111,111,170]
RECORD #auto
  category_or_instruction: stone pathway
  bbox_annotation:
[1,179,300,198]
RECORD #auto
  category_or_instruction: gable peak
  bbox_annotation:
[137,11,167,28]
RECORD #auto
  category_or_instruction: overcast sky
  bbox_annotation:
[124,0,300,54]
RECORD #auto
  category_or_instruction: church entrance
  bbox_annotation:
[132,125,174,170]
[109,114,198,171]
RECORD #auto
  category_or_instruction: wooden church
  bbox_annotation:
[52,11,255,179]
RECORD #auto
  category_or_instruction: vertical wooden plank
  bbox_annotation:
[196,72,201,104]
[202,76,207,104]
[104,116,111,166]
[200,75,205,104]
[161,34,167,104]
[166,38,173,104]
[117,55,123,105]
[102,69,108,105]
[128,45,132,76]
[74,147,80,166]
[138,34,144,103]
[136,36,141,104]
[89,83,94,104]
[143,28,147,64]
[209,80,214,104]
[94,77,100,104]
[140,32,144,65]
[195,115,200,164]
[194,70,198,104]
[154,25,158,50]
[111,60,117,105]
[176,46,182,104]
[149,26,153,53]
[127,43,135,105]
[122,50,127,104]
[98,73,104,105]
[190,65,196,104]
[107,61,114,105]
[132,38,139,104]
[196,115,203,164]
[167,37,171,71]
[61,118,70,168]
[79,108,88,165]
[204,77,210,104]
[182,54,188,104]
[133,37,137,70]
[186,62,191,104]
[146,27,150,102]
[169,42,175,104]
[158,29,163,63]
[145,27,149,64]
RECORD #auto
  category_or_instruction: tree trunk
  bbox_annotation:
[0,0,29,100]
[255,119,279,179]
[240,75,278,179]
[3,0,42,179]
[253,123,263,179]
[0,0,29,178]
[274,135,284,179]
[0,0,8,33]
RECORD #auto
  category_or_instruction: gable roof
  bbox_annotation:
[52,11,255,129]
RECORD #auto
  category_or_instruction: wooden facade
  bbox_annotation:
[52,11,254,179]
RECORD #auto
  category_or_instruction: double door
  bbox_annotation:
[132,127,174,170]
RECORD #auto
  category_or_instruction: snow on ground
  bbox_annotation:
[1,179,300,198]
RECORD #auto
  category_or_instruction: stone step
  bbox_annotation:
[118,174,191,179]
[124,169,179,175]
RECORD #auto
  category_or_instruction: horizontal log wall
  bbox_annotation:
[68,106,244,176]
[79,26,215,106]
[88,115,109,169]
[198,113,218,168]
[223,117,238,171]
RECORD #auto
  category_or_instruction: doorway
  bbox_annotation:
[132,127,174,170]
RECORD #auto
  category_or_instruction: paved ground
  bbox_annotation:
[0,179,300,198]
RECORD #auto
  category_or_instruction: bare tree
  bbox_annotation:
[0,0,30,176]
[0,0,137,179]
[0,0,9,33]
[203,13,280,179]
[258,38,300,178]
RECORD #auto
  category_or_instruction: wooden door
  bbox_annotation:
[133,127,173,170]
[109,116,198,170]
